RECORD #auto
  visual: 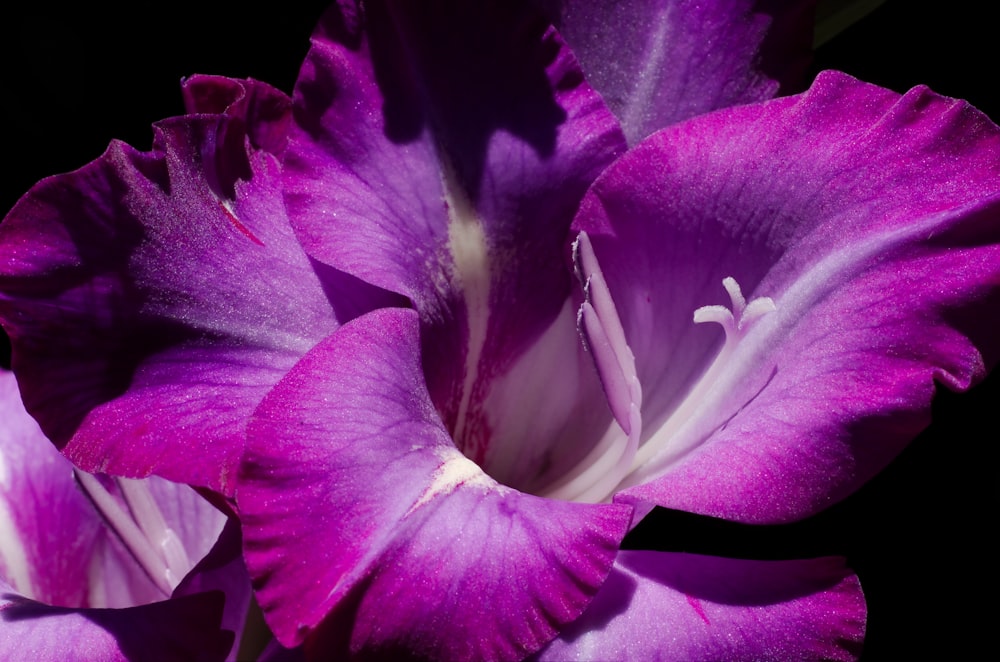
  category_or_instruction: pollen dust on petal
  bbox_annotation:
[405,451,495,517]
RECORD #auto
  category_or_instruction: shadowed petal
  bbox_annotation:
[283,1,626,467]
[239,308,631,660]
[535,551,865,661]
[536,0,816,144]
[573,70,1000,520]
[0,583,233,662]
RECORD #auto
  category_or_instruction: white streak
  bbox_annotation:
[442,156,491,449]
[0,495,34,598]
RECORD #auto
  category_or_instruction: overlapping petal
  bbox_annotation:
[572,70,1000,521]
[0,584,233,662]
[0,77,395,494]
[536,0,817,144]
[0,371,241,661]
[535,552,865,661]
[282,0,627,468]
[239,308,632,660]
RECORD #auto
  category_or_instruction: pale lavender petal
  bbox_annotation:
[0,372,99,607]
[573,71,1000,521]
[0,371,234,610]
[0,372,243,659]
[239,308,631,659]
[284,1,626,467]
[537,0,817,144]
[0,581,233,662]
[535,551,865,661]
[0,78,394,494]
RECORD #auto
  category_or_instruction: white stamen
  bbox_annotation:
[75,471,178,597]
[740,296,777,329]
[723,276,747,317]
[117,478,191,586]
[692,305,735,336]
[539,232,642,503]
[694,276,776,338]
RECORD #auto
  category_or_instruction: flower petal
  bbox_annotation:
[174,519,253,662]
[180,75,294,157]
[0,376,240,661]
[534,551,865,661]
[0,582,233,662]
[283,0,626,466]
[0,78,392,494]
[0,373,100,607]
[239,308,632,660]
[573,70,1000,521]
[0,371,235,611]
[537,0,816,144]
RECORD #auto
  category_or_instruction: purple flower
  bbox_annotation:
[1,2,998,660]
[0,371,251,661]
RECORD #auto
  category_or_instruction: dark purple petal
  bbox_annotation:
[0,79,393,494]
[284,1,626,466]
[537,0,816,144]
[0,582,233,662]
[535,552,865,661]
[239,308,631,659]
[181,75,293,157]
[174,519,253,662]
[573,70,1000,521]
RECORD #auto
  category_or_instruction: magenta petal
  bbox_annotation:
[239,308,631,659]
[0,583,233,662]
[535,551,865,661]
[0,79,387,493]
[573,71,1000,521]
[539,0,816,144]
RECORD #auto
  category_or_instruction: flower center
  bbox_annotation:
[538,232,775,503]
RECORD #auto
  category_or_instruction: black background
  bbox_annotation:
[2,2,996,659]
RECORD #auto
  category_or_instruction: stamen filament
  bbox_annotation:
[538,231,642,502]
[117,477,191,587]
[75,471,176,597]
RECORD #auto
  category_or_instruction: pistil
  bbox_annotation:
[627,277,775,473]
